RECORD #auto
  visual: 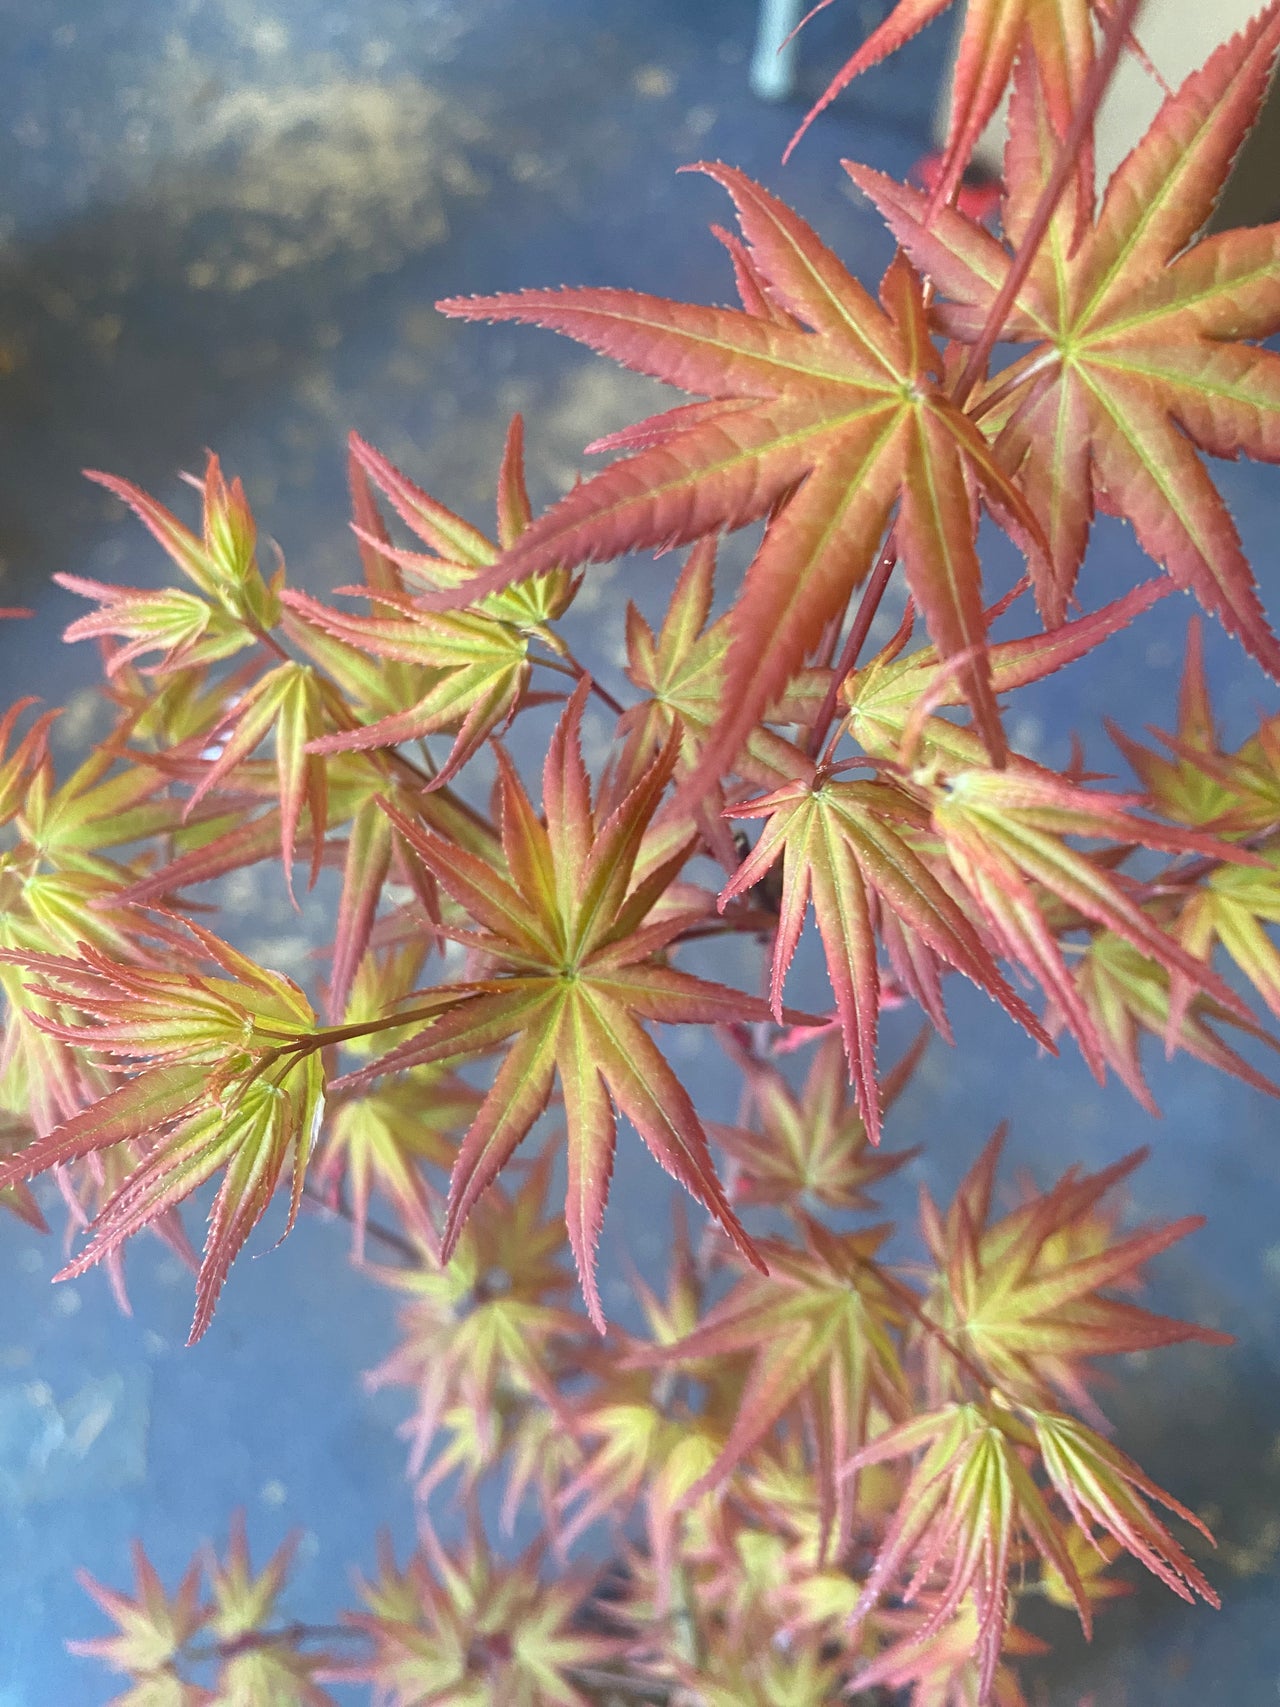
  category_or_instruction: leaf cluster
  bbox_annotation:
[8,3,1280,1701]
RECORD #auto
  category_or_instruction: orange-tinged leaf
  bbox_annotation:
[1111,617,1280,833]
[326,795,394,1023]
[844,577,1170,766]
[1034,1411,1220,1606]
[86,454,279,632]
[720,773,1050,1139]
[1176,857,1280,1022]
[328,1528,620,1707]
[438,165,1050,780]
[1066,930,1280,1110]
[70,1541,208,1679]
[177,660,336,898]
[314,1071,472,1261]
[365,1153,578,1486]
[495,411,534,548]
[923,759,1270,1091]
[856,5,1280,658]
[55,574,253,676]
[790,0,1101,213]
[0,937,326,1341]
[349,432,492,570]
[616,539,819,793]
[845,1402,1089,1698]
[338,685,773,1326]
[713,1029,921,1211]
[656,1218,908,1551]
[923,1132,1231,1416]
[289,587,531,789]
[206,1511,297,1640]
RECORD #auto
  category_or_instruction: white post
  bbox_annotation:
[752,0,806,101]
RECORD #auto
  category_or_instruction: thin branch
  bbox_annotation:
[183,1619,364,1664]
[806,537,899,759]
[565,1665,672,1703]
[533,627,628,717]
[951,0,1145,408]
[301,1178,425,1266]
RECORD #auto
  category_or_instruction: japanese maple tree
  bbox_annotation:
[5,0,1280,1701]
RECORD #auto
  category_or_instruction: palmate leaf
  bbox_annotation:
[1171,850,1280,1028]
[719,771,1050,1141]
[286,583,531,791]
[711,1029,922,1211]
[337,681,779,1329]
[1032,1411,1220,1607]
[554,1214,728,1576]
[206,1513,299,1641]
[0,929,327,1341]
[311,1068,477,1261]
[848,3,1280,666]
[202,1516,337,1707]
[328,1528,619,1707]
[844,576,1170,766]
[438,165,1051,775]
[928,759,1268,1085]
[1110,617,1280,834]
[654,1217,910,1553]
[286,420,574,790]
[788,0,1104,206]
[1065,930,1280,1110]
[82,452,280,636]
[921,1132,1231,1416]
[55,573,252,677]
[367,1152,580,1490]
[850,1603,1044,1707]
[615,537,823,794]
[182,660,339,901]
[845,1402,1089,1703]
[554,1381,723,1583]
[70,1542,209,1701]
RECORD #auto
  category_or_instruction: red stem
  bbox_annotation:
[806,537,898,758]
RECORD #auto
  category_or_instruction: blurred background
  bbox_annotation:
[1,1,1279,1701]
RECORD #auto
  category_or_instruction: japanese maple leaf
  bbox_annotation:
[205,1515,337,1707]
[286,420,573,794]
[1064,930,1280,1111]
[70,1542,210,1707]
[329,1529,619,1707]
[0,925,327,1341]
[1110,617,1280,834]
[711,1029,922,1211]
[845,1401,1088,1700]
[437,164,1050,776]
[366,1152,581,1486]
[615,537,824,795]
[920,1132,1231,1417]
[719,770,1051,1142]
[653,1217,910,1554]
[337,680,778,1329]
[789,0,1110,204]
[849,1399,1216,1691]
[927,760,1266,1085]
[850,1604,1046,1707]
[1175,855,1280,1025]
[847,3,1280,667]
[1030,1410,1219,1608]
